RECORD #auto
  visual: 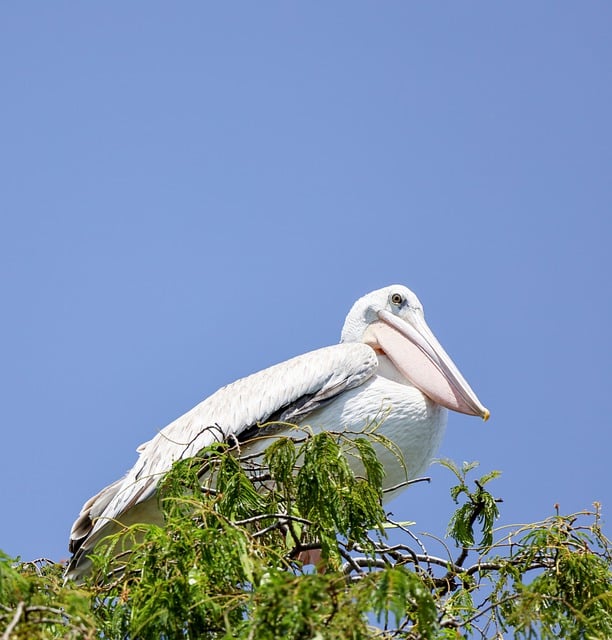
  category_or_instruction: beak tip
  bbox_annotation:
[481,408,491,422]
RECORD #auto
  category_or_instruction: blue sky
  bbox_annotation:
[1,3,610,564]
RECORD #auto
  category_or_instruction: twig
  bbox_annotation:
[385,517,431,568]
[233,513,312,527]
[2,601,24,640]
[20,605,67,616]
[251,521,283,538]
[339,548,366,576]
[457,592,522,628]
[19,558,55,577]
[345,556,388,571]
[382,477,430,494]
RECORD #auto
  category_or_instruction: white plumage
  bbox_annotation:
[66,284,488,580]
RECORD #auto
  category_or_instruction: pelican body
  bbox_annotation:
[66,285,488,580]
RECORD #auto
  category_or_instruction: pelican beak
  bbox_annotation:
[366,309,490,420]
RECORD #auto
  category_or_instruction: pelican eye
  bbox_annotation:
[390,292,404,305]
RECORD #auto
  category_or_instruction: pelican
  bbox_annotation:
[66,285,489,580]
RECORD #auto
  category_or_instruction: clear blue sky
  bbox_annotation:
[1,3,610,564]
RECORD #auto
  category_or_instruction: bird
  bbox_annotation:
[66,284,489,581]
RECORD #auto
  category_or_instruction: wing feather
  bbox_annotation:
[67,342,377,575]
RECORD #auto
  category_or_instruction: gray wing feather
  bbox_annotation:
[68,342,377,563]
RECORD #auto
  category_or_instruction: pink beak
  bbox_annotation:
[366,309,490,419]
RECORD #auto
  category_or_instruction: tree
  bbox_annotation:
[1,427,611,639]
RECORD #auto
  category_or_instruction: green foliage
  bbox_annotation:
[371,567,437,639]
[0,553,96,639]
[295,432,387,565]
[248,568,372,639]
[494,506,612,639]
[441,458,501,548]
[1,428,611,639]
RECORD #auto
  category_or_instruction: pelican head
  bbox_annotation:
[341,285,489,420]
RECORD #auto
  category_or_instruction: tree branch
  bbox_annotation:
[1,601,24,640]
